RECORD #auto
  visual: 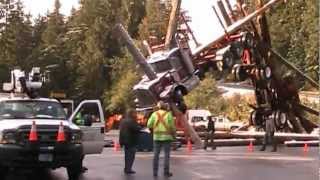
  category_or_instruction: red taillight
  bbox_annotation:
[57,122,66,142]
[29,121,38,142]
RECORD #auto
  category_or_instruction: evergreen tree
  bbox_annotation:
[268,1,319,86]
[73,0,129,100]
[138,0,171,41]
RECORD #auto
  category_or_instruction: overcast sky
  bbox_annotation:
[21,0,236,47]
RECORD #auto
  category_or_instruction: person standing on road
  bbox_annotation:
[147,101,176,178]
[119,109,142,174]
[204,116,216,150]
[260,116,277,152]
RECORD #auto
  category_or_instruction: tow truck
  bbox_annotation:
[0,68,105,180]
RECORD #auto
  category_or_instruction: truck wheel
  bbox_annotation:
[230,126,238,131]
[242,32,254,48]
[223,51,235,69]
[67,159,82,180]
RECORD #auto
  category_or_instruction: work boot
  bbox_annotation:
[260,145,266,151]
[81,166,88,173]
[164,172,173,177]
[124,170,136,174]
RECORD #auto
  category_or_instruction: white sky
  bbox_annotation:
[23,0,80,17]
[22,0,236,46]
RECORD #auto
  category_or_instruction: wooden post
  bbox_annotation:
[164,0,182,50]
[115,24,157,80]
[217,0,232,26]
[171,103,203,149]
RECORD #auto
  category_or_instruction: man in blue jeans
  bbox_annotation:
[147,101,176,177]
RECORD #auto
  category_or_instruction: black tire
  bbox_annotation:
[260,66,272,81]
[274,110,287,129]
[176,101,187,114]
[67,159,83,180]
[223,51,234,69]
[230,126,238,131]
[249,111,257,126]
[242,32,255,48]
[235,65,247,81]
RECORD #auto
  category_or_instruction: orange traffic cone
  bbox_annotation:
[57,122,66,142]
[303,143,309,153]
[29,121,38,142]
[187,138,192,153]
[113,140,120,152]
[247,140,254,152]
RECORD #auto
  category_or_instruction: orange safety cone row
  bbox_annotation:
[57,122,66,142]
[113,140,120,152]
[247,140,254,152]
[29,121,38,142]
[187,138,192,153]
[303,143,309,153]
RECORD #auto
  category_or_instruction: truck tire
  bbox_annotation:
[230,126,238,131]
[67,159,83,180]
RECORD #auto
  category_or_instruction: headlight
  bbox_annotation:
[70,132,82,144]
[0,132,17,144]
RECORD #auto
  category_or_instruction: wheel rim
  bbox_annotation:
[265,67,272,79]
[280,112,287,125]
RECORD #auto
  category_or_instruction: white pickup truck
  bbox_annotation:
[212,116,243,131]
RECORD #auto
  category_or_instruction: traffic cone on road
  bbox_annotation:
[247,140,254,152]
[187,138,192,153]
[29,121,38,142]
[303,143,309,153]
[57,122,66,142]
[113,140,120,152]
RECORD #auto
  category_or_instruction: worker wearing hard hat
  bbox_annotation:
[147,101,176,178]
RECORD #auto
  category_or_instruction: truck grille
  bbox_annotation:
[18,125,71,145]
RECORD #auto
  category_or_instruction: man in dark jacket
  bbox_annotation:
[204,116,216,150]
[119,109,142,174]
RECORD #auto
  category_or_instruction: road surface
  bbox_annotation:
[4,146,318,180]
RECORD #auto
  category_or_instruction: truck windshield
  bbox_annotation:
[0,100,67,120]
[150,60,172,73]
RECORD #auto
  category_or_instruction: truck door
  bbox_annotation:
[69,100,105,154]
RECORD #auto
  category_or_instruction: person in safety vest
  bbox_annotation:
[147,101,176,178]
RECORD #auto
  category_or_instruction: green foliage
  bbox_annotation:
[185,75,228,115]
[103,51,140,114]
[185,75,254,121]
[138,0,171,41]
[268,0,319,85]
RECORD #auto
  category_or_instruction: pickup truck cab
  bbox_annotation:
[187,109,212,131]
[0,94,105,179]
[212,116,243,131]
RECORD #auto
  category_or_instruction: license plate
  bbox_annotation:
[38,154,53,162]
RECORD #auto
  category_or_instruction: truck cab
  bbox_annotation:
[0,68,105,180]
[213,116,243,131]
[0,94,105,179]
[134,48,200,112]
[187,109,212,131]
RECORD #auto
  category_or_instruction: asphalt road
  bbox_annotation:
[4,146,318,180]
